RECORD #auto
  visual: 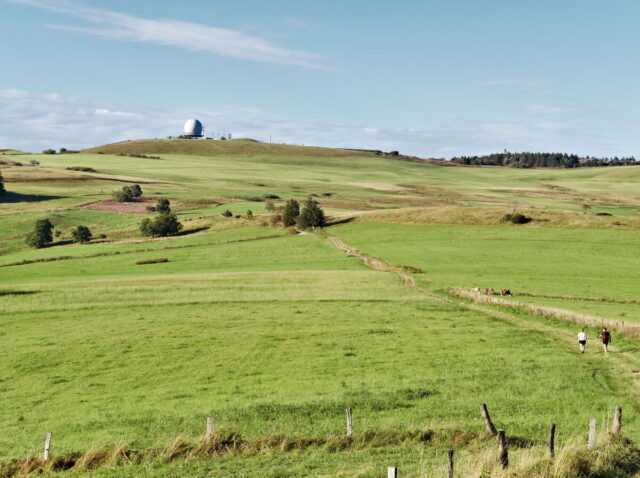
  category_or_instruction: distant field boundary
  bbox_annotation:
[448,288,640,339]
[514,291,640,306]
[0,233,285,268]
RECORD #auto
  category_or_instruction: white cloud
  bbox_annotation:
[5,0,327,69]
[0,89,627,158]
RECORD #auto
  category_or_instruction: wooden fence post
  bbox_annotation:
[387,466,397,478]
[346,408,353,437]
[43,432,52,461]
[206,417,214,437]
[549,423,556,458]
[497,429,508,468]
[447,449,454,478]
[480,403,497,435]
[612,407,622,435]
[588,417,596,449]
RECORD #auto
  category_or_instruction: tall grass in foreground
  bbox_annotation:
[1,430,638,477]
[440,434,639,478]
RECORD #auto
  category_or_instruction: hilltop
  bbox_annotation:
[83,138,372,157]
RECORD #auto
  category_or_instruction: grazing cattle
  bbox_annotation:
[500,289,512,296]
[485,288,495,295]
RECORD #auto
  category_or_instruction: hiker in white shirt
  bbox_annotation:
[578,329,587,353]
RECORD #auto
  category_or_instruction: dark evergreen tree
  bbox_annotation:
[297,197,326,230]
[71,225,93,243]
[282,199,300,226]
[0,170,5,195]
[26,218,54,248]
[155,198,171,213]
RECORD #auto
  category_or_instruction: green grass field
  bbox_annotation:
[2,140,640,477]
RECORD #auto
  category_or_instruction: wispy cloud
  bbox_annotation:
[0,89,626,158]
[5,0,327,69]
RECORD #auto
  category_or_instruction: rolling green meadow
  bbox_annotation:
[2,139,640,477]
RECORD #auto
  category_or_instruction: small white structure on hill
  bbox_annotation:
[183,119,204,138]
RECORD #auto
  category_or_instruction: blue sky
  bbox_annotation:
[1,0,639,157]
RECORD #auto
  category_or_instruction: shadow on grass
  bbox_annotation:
[0,290,39,297]
[326,217,355,227]
[177,226,210,236]
[0,192,65,203]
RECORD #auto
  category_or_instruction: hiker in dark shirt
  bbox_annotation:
[599,328,611,354]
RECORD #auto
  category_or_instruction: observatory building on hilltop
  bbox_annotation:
[183,119,204,138]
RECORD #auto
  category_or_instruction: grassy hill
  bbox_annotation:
[1,141,640,477]
[83,138,370,157]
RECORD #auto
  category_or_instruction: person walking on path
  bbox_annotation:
[599,327,611,354]
[578,329,587,353]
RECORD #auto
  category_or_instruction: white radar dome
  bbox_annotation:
[183,119,203,137]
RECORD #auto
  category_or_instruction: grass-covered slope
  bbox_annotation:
[2,141,640,476]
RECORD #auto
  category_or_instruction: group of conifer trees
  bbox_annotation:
[268,197,326,230]
[451,152,638,168]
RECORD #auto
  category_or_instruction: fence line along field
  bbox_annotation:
[2,139,640,477]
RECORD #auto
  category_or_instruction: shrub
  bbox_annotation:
[282,199,300,226]
[146,206,156,212]
[114,184,143,202]
[502,213,532,224]
[246,210,253,218]
[59,148,67,153]
[125,184,143,198]
[0,170,5,195]
[136,258,169,265]
[221,210,233,218]
[113,190,129,202]
[140,213,183,237]
[29,159,40,166]
[263,194,280,199]
[155,198,171,213]
[596,212,612,216]
[66,166,97,172]
[25,218,54,248]
[297,197,326,230]
[71,225,92,243]
[96,233,107,239]
[42,149,56,154]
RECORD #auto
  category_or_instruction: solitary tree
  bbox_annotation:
[0,170,5,195]
[140,213,183,237]
[71,225,93,243]
[155,198,171,213]
[297,197,326,230]
[282,199,300,226]
[26,218,54,248]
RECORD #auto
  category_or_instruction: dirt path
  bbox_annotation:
[326,233,640,395]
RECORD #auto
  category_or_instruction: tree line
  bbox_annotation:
[450,152,639,168]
